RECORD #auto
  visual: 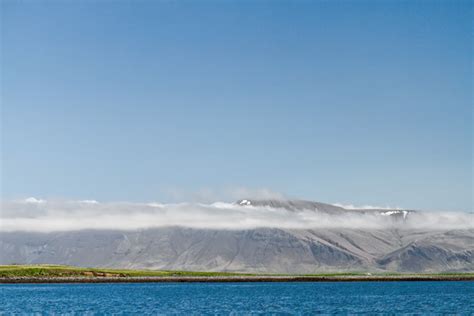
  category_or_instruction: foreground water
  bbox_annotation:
[1,281,473,314]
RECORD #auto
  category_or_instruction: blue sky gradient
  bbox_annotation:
[1,1,472,211]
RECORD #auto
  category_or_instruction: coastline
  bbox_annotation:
[2,275,473,284]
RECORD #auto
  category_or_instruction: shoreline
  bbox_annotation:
[2,275,473,284]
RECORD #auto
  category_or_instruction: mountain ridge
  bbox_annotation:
[236,198,413,220]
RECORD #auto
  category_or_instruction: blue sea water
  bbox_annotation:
[1,281,473,314]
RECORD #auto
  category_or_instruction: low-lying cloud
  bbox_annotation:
[0,198,472,232]
[332,203,403,210]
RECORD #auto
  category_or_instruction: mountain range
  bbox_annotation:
[1,199,472,273]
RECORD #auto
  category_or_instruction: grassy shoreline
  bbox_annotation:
[1,265,473,283]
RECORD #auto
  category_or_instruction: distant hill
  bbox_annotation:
[1,199,472,273]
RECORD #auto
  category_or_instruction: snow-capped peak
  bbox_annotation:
[380,210,409,219]
[239,199,252,206]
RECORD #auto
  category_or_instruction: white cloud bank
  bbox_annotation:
[0,198,472,232]
[332,203,403,210]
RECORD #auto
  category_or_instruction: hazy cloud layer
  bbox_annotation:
[0,198,472,232]
[332,203,403,210]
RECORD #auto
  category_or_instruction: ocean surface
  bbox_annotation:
[1,281,473,314]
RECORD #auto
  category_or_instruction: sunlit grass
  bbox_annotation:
[0,265,252,277]
[0,265,472,278]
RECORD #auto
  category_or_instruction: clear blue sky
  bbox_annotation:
[1,0,472,211]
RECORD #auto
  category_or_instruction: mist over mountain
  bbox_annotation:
[1,198,470,232]
[1,198,472,273]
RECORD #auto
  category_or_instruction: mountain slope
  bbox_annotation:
[1,227,473,273]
